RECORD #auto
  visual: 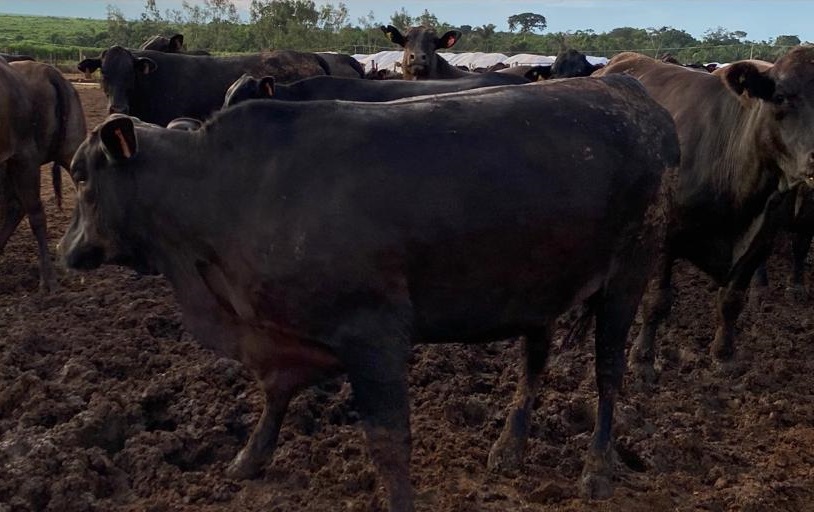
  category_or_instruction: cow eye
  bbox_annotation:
[773,94,786,105]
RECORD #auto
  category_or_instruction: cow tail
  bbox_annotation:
[315,53,331,76]
[560,301,594,349]
[47,68,69,210]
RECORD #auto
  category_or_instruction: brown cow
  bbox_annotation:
[11,61,87,210]
[0,60,85,290]
[595,48,814,377]
[380,25,472,80]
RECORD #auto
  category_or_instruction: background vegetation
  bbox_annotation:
[0,0,807,68]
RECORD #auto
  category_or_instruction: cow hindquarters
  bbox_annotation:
[487,328,552,473]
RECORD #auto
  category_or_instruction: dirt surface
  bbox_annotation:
[1,83,813,512]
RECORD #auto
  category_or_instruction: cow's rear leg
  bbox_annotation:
[345,332,414,512]
[487,326,552,473]
[226,368,304,479]
[788,231,812,302]
[5,163,56,291]
[628,254,672,382]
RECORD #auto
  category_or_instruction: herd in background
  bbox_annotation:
[3,23,814,512]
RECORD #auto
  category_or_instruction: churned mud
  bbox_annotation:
[1,83,812,512]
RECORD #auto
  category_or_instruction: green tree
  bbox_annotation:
[507,12,546,34]
[415,9,439,29]
[389,8,413,31]
[775,34,801,47]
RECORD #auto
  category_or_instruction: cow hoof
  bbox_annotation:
[225,454,263,480]
[747,285,769,310]
[39,276,58,293]
[628,359,657,383]
[487,437,524,474]
[579,470,614,500]
[710,329,734,361]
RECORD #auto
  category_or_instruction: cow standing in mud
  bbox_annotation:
[60,76,679,510]
[595,47,814,377]
[0,59,86,291]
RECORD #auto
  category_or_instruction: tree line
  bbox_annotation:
[0,0,806,65]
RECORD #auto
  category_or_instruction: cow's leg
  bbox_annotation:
[711,189,796,359]
[226,368,302,479]
[788,230,812,302]
[6,162,56,291]
[628,253,673,381]
[750,261,770,306]
[342,310,413,512]
[487,326,552,473]
[0,170,25,253]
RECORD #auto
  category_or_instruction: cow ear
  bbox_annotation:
[258,76,276,98]
[169,34,184,52]
[438,30,462,49]
[722,62,775,101]
[78,58,101,74]
[525,65,551,82]
[135,57,158,75]
[99,116,138,162]
[381,25,406,47]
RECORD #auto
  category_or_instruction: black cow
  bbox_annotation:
[60,76,679,509]
[77,46,329,125]
[139,33,211,55]
[316,52,364,78]
[552,48,605,77]
[380,25,472,79]
[222,72,534,108]
[595,48,814,376]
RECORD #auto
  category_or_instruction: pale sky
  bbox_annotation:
[1,1,811,42]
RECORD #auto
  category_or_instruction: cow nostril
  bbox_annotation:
[808,152,814,164]
[409,54,415,62]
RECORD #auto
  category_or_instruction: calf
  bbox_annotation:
[60,76,679,510]
[77,46,329,125]
[595,48,814,376]
[222,71,533,108]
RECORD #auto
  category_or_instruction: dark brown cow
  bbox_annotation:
[140,33,211,55]
[60,76,679,509]
[10,61,87,210]
[380,25,472,79]
[77,46,329,125]
[1,60,85,290]
[595,49,814,377]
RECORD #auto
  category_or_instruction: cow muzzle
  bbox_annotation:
[61,243,106,271]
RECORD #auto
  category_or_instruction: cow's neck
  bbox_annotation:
[433,56,472,79]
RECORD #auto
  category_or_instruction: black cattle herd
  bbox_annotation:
[2,25,814,512]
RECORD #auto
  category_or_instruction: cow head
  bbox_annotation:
[223,74,275,109]
[722,47,814,186]
[381,25,461,79]
[78,46,158,115]
[59,115,158,275]
[551,49,602,78]
[140,33,185,53]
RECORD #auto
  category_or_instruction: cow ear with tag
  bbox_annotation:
[438,30,462,49]
[722,62,775,101]
[134,57,158,75]
[258,76,276,98]
[100,117,138,162]
[381,25,406,47]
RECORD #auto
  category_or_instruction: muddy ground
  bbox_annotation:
[1,83,813,512]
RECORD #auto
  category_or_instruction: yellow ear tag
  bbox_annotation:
[114,128,132,158]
